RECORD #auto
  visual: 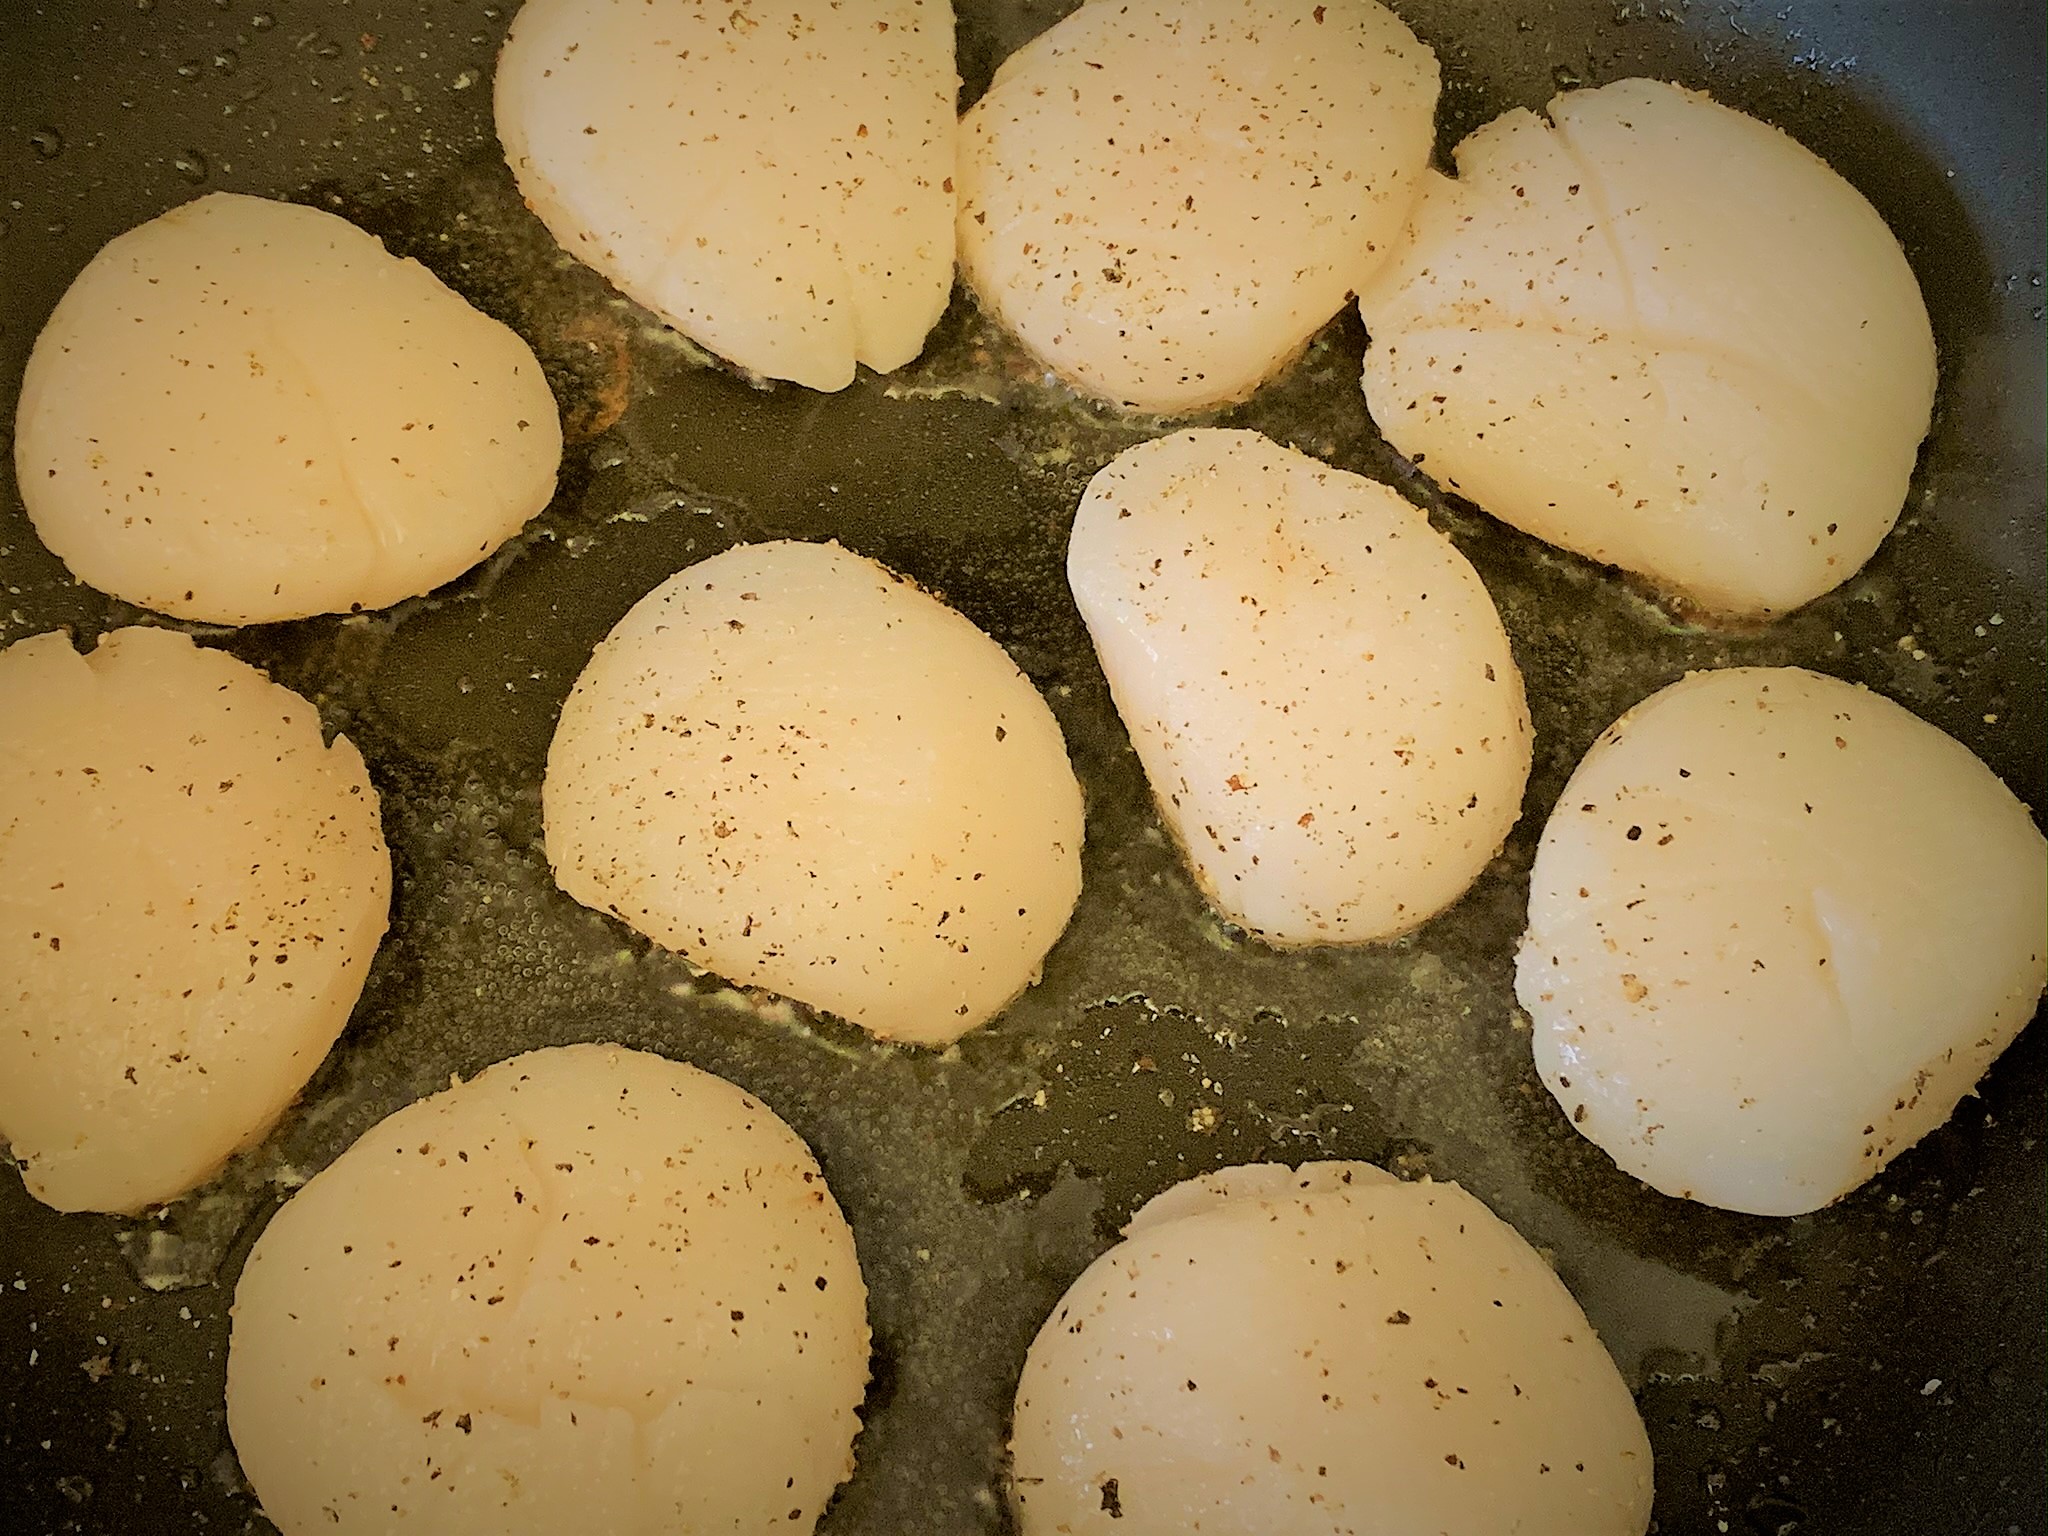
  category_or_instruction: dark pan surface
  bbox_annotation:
[1,3,2042,1532]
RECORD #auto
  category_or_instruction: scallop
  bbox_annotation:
[1068,429,1531,945]
[1518,667,2047,1217]
[957,0,1439,412]
[226,1044,869,1535]
[543,540,1083,1045]
[496,0,958,391]
[1010,1161,1653,1536]
[1356,79,1936,617]
[0,627,389,1214]
[14,192,561,625]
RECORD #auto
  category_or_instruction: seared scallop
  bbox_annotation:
[0,627,389,1213]
[1519,667,2047,1216]
[497,0,959,390]
[543,540,1083,1045]
[1011,1161,1653,1535]
[15,193,561,624]
[1357,79,1936,617]
[1068,429,1530,944]
[958,0,1438,412]
[227,1044,870,1534]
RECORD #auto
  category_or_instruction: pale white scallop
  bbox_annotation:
[14,192,562,625]
[543,540,1083,1045]
[1518,667,2047,1217]
[1068,429,1531,945]
[958,0,1438,412]
[1010,1161,1653,1536]
[496,0,958,391]
[1357,79,1936,617]
[0,627,390,1214]
[226,1044,869,1535]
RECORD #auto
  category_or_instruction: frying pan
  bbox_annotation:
[0,3,2041,1532]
